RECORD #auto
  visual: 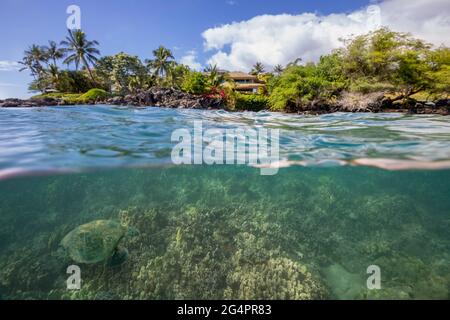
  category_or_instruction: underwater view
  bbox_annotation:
[0,106,450,300]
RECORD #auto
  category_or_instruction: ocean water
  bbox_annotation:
[0,106,449,300]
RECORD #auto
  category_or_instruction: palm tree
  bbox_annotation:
[251,62,266,76]
[44,41,66,66]
[204,64,218,73]
[46,64,60,89]
[287,57,302,67]
[61,29,100,81]
[19,44,48,77]
[204,64,225,88]
[273,64,284,75]
[146,46,175,79]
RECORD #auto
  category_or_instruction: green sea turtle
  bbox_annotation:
[60,220,139,266]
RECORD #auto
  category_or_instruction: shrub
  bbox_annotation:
[31,92,83,104]
[62,93,84,104]
[78,89,109,102]
[348,78,395,94]
[234,93,268,111]
[31,89,108,104]
[55,70,97,93]
[182,72,208,94]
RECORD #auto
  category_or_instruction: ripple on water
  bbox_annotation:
[0,106,450,176]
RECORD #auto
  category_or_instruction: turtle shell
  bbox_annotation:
[61,220,127,264]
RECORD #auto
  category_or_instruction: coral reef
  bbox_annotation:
[0,165,449,300]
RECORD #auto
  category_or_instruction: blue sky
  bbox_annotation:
[1,0,448,98]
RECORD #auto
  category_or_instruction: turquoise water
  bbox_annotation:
[0,106,449,300]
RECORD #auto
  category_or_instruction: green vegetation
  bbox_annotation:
[181,72,208,94]
[250,62,266,76]
[268,56,345,111]
[78,89,109,102]
[31,92,82,103]
[234,93,268,112]
[32,89,108,104]
[61,29,100,82]
[96,53,151,94]
[19,28,449,111]
[146,46,175,80]
[19,30,219,102]
[267,28,450,112]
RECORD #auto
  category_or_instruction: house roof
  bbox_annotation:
[235,83,266,90]
[228,72,259,80]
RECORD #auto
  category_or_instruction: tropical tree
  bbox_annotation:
[182,71,208,94]
[44,41,66,67]
[61,29,100,81]
[19,45,49,92]
[339,27,434,99]
[96,52,148,93]
[268,63,343,111]
[273,64,284,76]
[251,62,265,75]
[426,46,450,97]
[19,44,48,78]
[128,75,152,94]
[286,58,302,68]
[204,64,225,88]
[204,64,218,73]
[55,70,95,93]
[45,64,60,89]
[167,63,190,88]
[146,46,175,80]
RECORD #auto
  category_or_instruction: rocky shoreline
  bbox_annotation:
[299,92,450,115]
[1,87,449,115]
[0,87,224,110]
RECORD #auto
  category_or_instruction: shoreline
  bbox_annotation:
[1,87,449,115]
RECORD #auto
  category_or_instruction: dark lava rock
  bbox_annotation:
[436,99,450,108]
[0,98,22,107]
[0,97,60,108]
[109,87,225,110]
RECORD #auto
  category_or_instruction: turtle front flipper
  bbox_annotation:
[108,246,129,267]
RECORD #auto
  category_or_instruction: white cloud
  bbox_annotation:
[0,60,21,72]
[202,0,450,71]
[180,50,203,71]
